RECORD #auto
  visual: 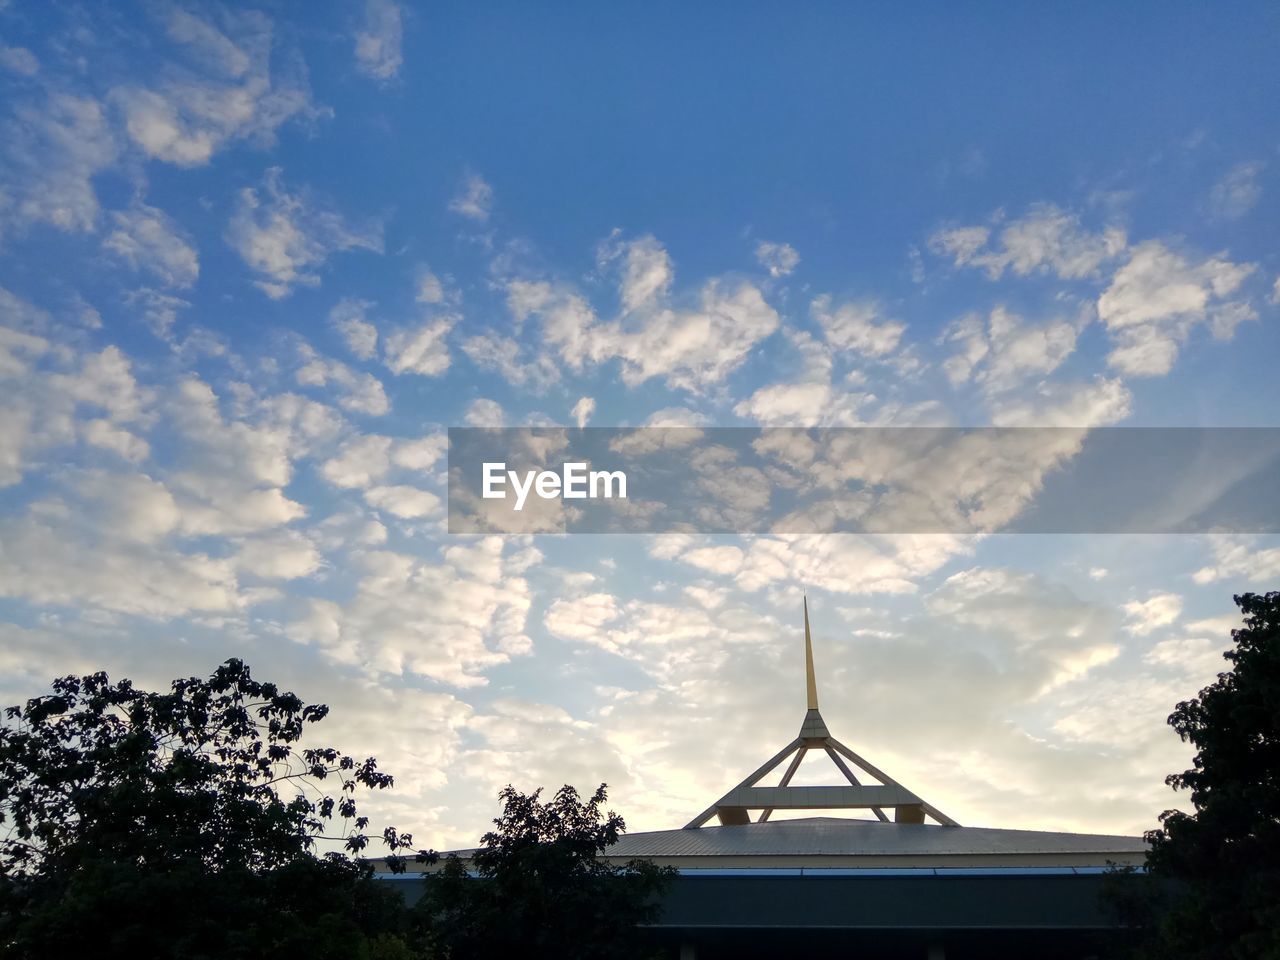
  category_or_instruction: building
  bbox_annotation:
[386,599,1147,959]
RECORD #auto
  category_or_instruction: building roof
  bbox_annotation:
[388,816,1147,874]
[604,816,1146,869]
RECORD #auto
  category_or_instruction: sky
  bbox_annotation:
[1,0,1279,850]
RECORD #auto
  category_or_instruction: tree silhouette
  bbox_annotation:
[0,659,429,959]
[416,783,674,959]
[1137,591,1280,958]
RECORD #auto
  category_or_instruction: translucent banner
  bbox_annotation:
[447,427,1280,534]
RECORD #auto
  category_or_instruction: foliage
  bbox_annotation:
[416,783,675,960]
[1129,591,1280,959]
[0,659,429,959]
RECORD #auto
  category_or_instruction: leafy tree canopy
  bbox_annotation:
[1140,591,1280,959]
[0,659,427,959]
[417,783,675,960]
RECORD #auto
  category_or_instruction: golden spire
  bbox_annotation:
[804,594,819,710]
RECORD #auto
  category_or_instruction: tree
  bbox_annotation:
[0,659,429,959]
[415,783,675,960]
[1137,591,1280,958]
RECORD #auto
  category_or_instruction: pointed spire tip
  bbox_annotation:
[804,596,819,711]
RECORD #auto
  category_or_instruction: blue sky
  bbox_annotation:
[1,0,1278,847]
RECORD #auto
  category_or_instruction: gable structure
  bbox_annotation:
[685,597,957,829]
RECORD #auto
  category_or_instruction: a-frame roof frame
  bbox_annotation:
[684,597,959,829]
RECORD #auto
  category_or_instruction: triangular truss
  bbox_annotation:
[685,597,959,829]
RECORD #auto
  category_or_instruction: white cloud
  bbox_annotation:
[1192,535,1280,586]
[45,347,152,428]
[10,337,160,471]
[285,537,536,687]
[1048,671,1201,787]
[166,8,253,76]
[755,240,800,278]
[0,310,165,486]
[390,433,447,472]
[598,233,673,312]
[929,204,1126,280]
[114,6,316,167]
[643,407,708,428]
[681,545,745,576]
[162,381,331,537]
[0,406,34,487]
[65,378,333,554]
[464,398,505,427]
[355,0,404,82]
[330,299,379,360]
[943,306,1085,393]
[660,534,971,597]
[460,333,557,389]
[320,432,444,491]
[990,377,1132,427]
[0,418,331,620]
[236,530,322,580]
[734,380,837,425]
[460,697,631,812]
[295,345,389,416]
[416,268,448,304]
[340,375,390,416]
[81,418,150,462]
[730,332,860,426]
[1123,592,1183,636]
[103,202,199,288]
[508,275,779,393]
[1143,635,1227,679]
[0,46,38,76]
[173,478,306,537]
[1,94,118,236]
[0,289,52,347]
[506,281,593,358]
[321,434,393,489]
[74,470,181,544]
[620,281,780,389]
[124,288,191,341]
[1183,613,1239,635]
[545,593,620,641]
[312,509,388,551]
[927,566,1120,691]
[1098,241,1255,376]
[449,173,493,222]
[364,484,440,519]
[226,167,382,298]
[928,224,988,265]
[1207,161,1264,220]
[571,396,595,428]
[732,329,926,428]
[0,507,243,619]
[811,296,904,358]
[384,316,454,377]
